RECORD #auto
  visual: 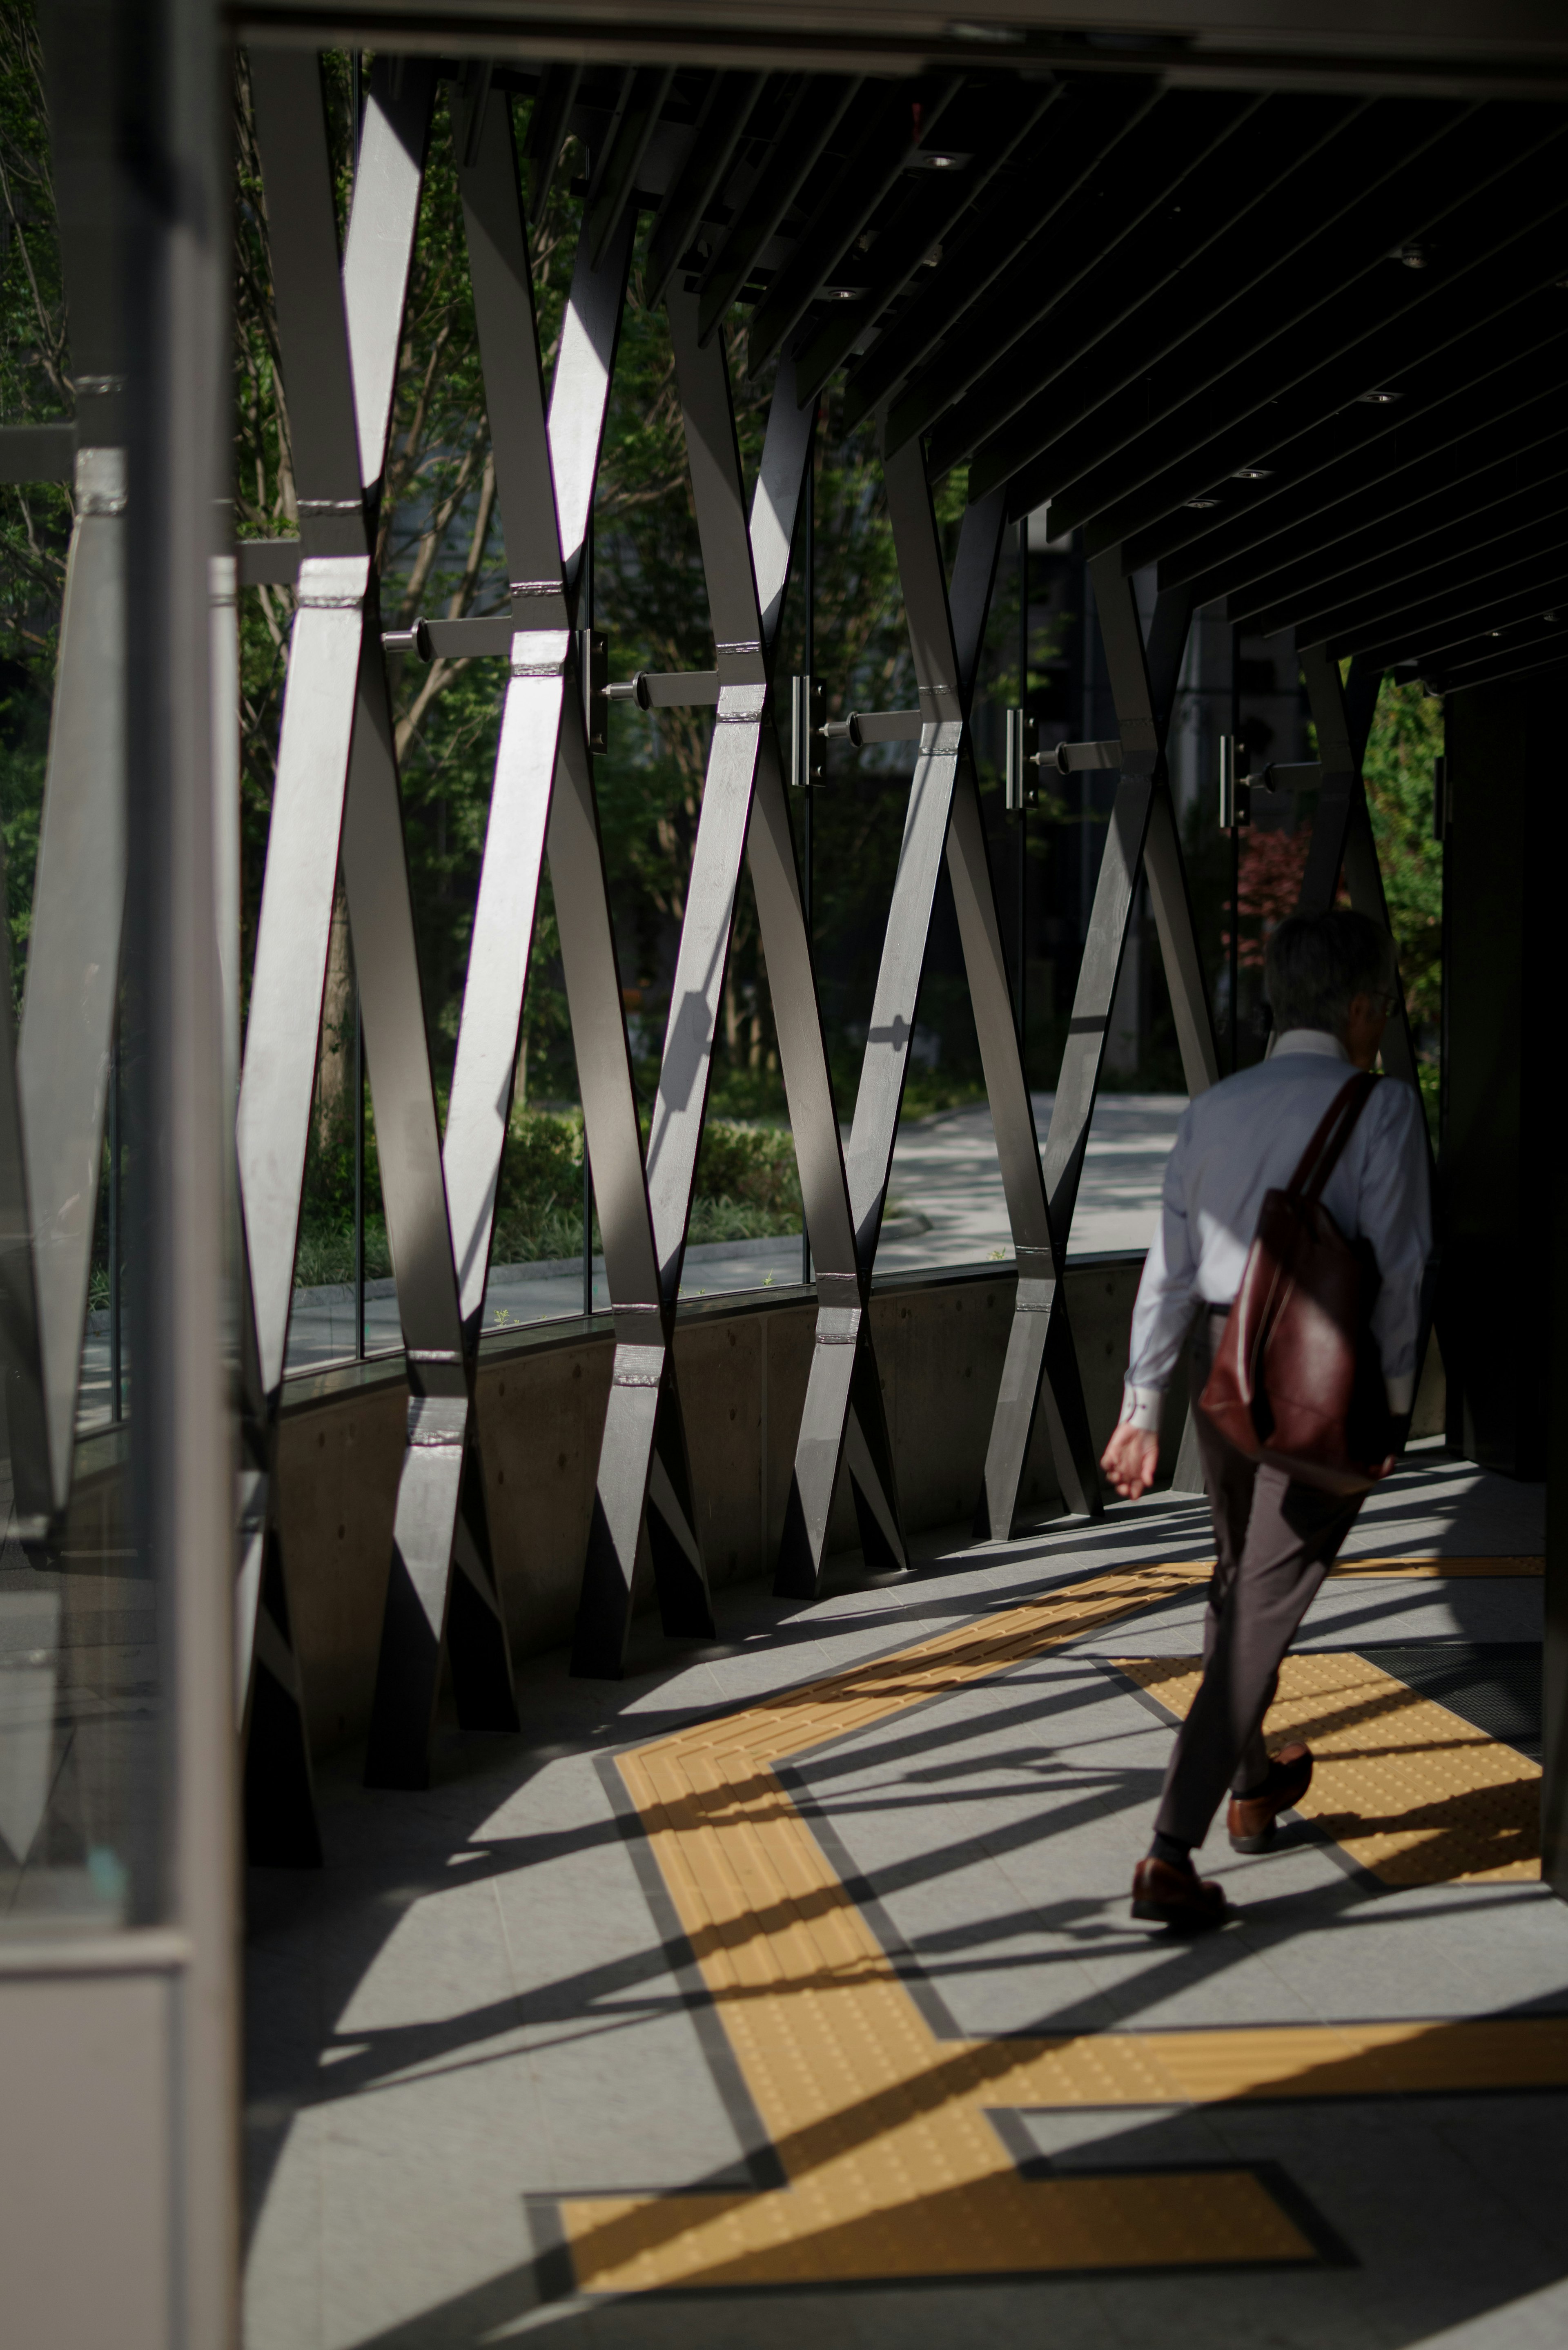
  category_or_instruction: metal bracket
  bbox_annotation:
[790,673,826,785]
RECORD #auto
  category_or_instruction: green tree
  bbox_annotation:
[1360,672,1444,1037]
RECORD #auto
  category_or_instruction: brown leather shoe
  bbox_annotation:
[1227,1743,1314,1853]
[1130,1855,1227,1931]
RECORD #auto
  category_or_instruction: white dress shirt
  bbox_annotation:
[1120,1030,1432,1433]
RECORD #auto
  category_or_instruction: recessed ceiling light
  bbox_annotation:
[1233,466,1272,481]
[1185,496,1220,510]
[822,286,863,302]
[906,150,971,172]
[1359,389,1402,405]
[1398,242,1429,270]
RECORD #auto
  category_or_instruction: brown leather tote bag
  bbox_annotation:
[1198,1071,1394,1496]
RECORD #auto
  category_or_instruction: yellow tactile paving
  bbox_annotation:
[1115,1652,1541,1884]
[1133,1556,1543,1581]
[552,1567,1561,2294]
[1327,1556,1543,1577]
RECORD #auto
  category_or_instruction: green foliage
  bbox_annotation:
[1359,673,1444,1035]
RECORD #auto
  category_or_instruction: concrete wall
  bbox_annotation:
[264,1255,1146,1761]
[67,1251,1445,1765]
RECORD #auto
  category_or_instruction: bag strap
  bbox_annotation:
[1287,1070,1378,1205]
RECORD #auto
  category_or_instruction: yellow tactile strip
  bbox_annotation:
[1153,1556,1544,1580]
[551,1567,1566,2294]
[1116,1652,1541,1885]
[1327,1556,1543,1577]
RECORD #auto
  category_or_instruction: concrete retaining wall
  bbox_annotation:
[67,1251,1444,1764]
[266,1255,1149,1760]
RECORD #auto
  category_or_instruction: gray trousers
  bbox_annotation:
[1154,1308,1365,1849]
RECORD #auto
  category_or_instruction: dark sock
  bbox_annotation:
[1150,1831,1192,1871]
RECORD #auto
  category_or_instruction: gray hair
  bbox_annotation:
[1263,908,1393,1037]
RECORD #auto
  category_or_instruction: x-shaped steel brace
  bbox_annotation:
[777,444,1102,1584]
[433,83,715,1686]
[240,54,519,1815]
[891,452,1102,1545]
[1038,550,1219,1493]
[570,282,830,1674]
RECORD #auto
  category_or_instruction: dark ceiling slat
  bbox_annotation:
[645,70,767,308]
[1136,303,1568,580]
[1047,187,1568,550]
[992,95,1478,519]
[1432,624,1568,693]
[1341,553,1568,667]
[792,78,1057,405]
[839,73,1160,434]
[1177,364,1568,613]
[1015,105,1568,536]
[1300,523,1568,656]
[586,65,674,265]
[697,75,862,343]
[524,62,583,228]
[1102,259,1568,562]
[1270,496,1568,646]
[746,76,960,378]
[888,86,1252,460]
[937,90,1361,485]
[1236,435,1568,629]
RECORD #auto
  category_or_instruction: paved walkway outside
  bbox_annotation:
[244,1443,1564,2350]
[76,1094,1184,1416]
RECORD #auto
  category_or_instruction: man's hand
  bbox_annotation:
[1100,1423,1161,1500]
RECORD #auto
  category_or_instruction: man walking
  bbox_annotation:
[1100,907,1431,1928]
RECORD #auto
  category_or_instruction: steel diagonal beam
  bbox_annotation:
[1041,560,1211,1248]
[777,450,1056,1583]
[550,234,714,1682]
[351,75,521,1789]
[236,49,408,1846]
[780,450,998,1589]
[0,816,49,1543]
[443,85,577,1345]
[245,55,518,1798]
[744,390,909,1600]
[581,293,840,1631]
[434,91,698,1681]
[17,0,130,1531]
[1038,555,1212,1490]
[15,444,125,1519]
[886,464,1102,1542]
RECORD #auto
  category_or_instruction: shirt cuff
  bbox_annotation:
[1120,1385,1164,1434]
[1385,1371,1415,1418]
